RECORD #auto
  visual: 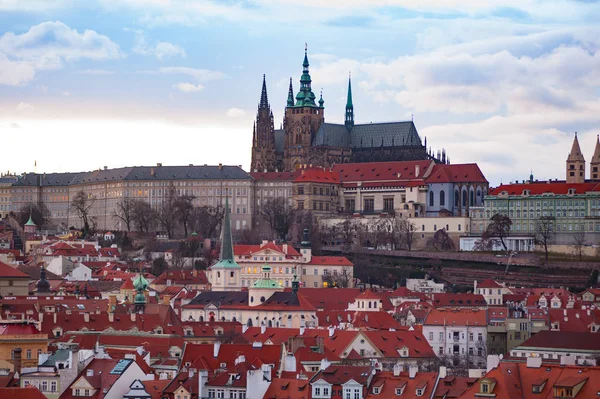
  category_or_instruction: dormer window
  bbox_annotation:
[395,387,405,396]
[373,386,381,394]
[568,188,576,195]
[522,189,530,196]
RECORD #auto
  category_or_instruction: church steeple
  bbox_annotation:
[210,195,241,291]
[591,135,600,180]
[287,78,295,107]
[295,44,317,107]
[345,74,354,130]
[566,132,586,183]
[219,196,234,262]
[259,74,269,109]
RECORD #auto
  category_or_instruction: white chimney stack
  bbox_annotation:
[213,341,221,358]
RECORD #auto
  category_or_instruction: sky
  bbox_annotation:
[1,0,600,186]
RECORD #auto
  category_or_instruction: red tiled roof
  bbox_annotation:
[363,330,436,359]
[311,365,372,385]
[517,331,600,351]
[264,376,309,399]
[153,270,208,286]
[297,288,362,311]
[489,181,600,196]
[424,308,487,326]
[317,310,403,330]
[478,279,502,288]
[0,387,47,399]
[367,371,438,399]
[181,343,282,373]
[234,242,301,257]
[293,168,340,183]
[0,261,29,278]
[430,293,486,307]
[141,380,171,399]
[333,160,434,182]
[425,163,487,184]
[307,256,353,266]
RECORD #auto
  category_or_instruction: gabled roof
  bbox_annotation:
[426,163,488,184]
[264,376,309,399]
[333,160,434,183]
[310,365,372,385]
[478,279,502,288]
[250,171,297,181]
[515,331,600,352]
[293,168,340,184]
[307,256,353,266]
[0,261,30,278]
[424,308,487,326]
[0,387,47,399]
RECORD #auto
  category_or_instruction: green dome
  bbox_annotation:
[252,279,279,289]
[133,274,148,291]
[134,291,146,304]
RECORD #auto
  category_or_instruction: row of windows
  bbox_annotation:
[23,380,57,392]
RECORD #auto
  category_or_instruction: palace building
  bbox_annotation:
[250,47,443,173]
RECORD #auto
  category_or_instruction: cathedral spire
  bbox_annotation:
[287,77,295,107]
[567,132,585,162]
[295,44,316,107]
[566,132,586,183]
[345,73,354,130]
[259,74,269,109]
[591,134,600,180]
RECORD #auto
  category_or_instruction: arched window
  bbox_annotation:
[469,190,474,206]
[217,271,221,278]
[199,315,204,322]
[462,190,467,207]
[429,191,434,207]
[440,190,445,207]
[247,318,253,327]
[454,190,460,207]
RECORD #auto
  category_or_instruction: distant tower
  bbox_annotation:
[35,266,51,293]
[283,45,325,171]
[210,196,241,291]
[24,211,37,234]
[133,273,148,313]
[566,132,585,183]
[345,74,354,130]
[591,135,600,181]
[250,75,277,172]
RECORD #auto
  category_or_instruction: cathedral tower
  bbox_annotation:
[566,132,585,184]
[283,45,325,171]
[251,75,277,172]
[345,75,354,130]
[591,135,600,181]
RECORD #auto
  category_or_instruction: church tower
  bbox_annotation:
[250,75,277,172]
[210,197,241,291]
[591,135,600,181]
[283,45,325,171]
[566,133,585,184]
[345,75,354,130]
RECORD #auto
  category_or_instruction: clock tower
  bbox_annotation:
[283,45,325,171]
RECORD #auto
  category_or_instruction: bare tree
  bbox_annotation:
[398,218,416,251]
[260,197,296,241]
[571,231,587,262]
[192,205,225,239]
[113,197,135,231]
[18,202,50,228]
[132,200,157,233]
[71,190,96,235]
[157,182,178,239]
[482,213,512,251]
[535,217,554,262]
[175,195,195,236]
[428,228,455,251]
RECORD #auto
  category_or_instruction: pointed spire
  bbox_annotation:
[345,73,354,130]
[259,74,269,109]
[287,77,295,107]
[568,132,585,162]
[303,42,309,68]
[592,134,600,162]
[219,195,234,262]
[318,89,324,107]
[296,44,316,107]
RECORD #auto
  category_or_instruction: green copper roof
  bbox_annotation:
[319,91,324,107]
[251,263,279,289]
[346,76,353,108]
[293,47,317,107]
[133,273,148,291]
[25,214,36,226]
[212,196,240,269]
[134,291,146,304]
[287,78,295,107]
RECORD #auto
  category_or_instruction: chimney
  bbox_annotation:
[87,369,94,376]
[299,326,305,336]
[108,295,117,313]
[408,365,418,379]
[193,268,198,277]
[393,363,402,377]
[213,341,221,358]
[163,295,171,305]
[526,356,542,368]
[53,313,57,323]
[576,313,580,319]
[189,368,196,378]
[235,355,246,365]
[282,244,288,254]
[108,312,114,322]
[438,366,447,378]
[13,348,22,373]
[415,164,420,177]
[157,163,162,167]
[261,324,266,334]
[218,163,223,170]
[328,326,335,337]
[84,312,90,323]
[131,313,136,322]
[242,324,249,334]
[315,336,324,354]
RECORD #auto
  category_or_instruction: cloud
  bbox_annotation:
[172,82,204,92]
[0,0,70,11]
[79,69,115,75]
[156,66,227,82]
[226,108,246,118]
[126,28,185,60]
[0,21,122,86]
[16,102,35,112]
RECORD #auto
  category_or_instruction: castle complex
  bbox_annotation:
[250,47,441,173]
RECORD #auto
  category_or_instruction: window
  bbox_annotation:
[315,387,321,396]
[345,199,355,212]
[51,381,57,392]
[364,198,374,212]
[440,190,445,206]
[429,332,434,340]
[416,388,424,396]
[482,384,489,393]
[297,200,304,210]
[41,381,48,392]
[429,191,434,206]
[384,198,394,211]
[26,349,32,359]
[298,186,304,195]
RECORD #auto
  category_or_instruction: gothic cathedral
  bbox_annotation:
[251,47,438,173]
